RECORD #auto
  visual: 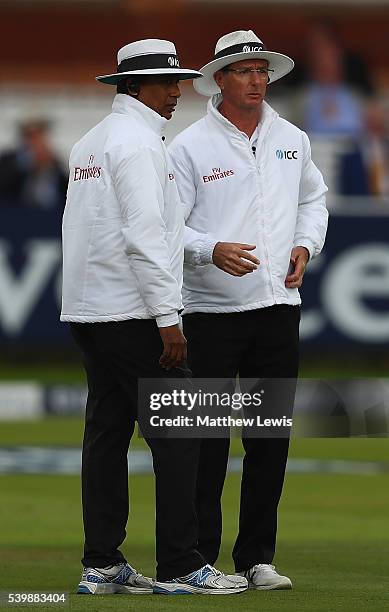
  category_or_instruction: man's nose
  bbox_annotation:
[249,70,262,84]
[171,82,181,98]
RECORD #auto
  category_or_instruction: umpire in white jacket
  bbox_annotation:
[61,39,247,596]
[169,30,328,590]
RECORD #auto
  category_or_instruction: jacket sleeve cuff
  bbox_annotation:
[293,240,314,261]
[199,237,218,265]
[156,313,179,328]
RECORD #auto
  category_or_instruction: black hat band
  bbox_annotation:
[214,42,267,60]
[117,53,181,73]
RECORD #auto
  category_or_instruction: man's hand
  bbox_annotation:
[159,324,187,370]
[213,242,259,277]
[285,246,310,289]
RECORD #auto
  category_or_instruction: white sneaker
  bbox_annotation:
[154,564,248,595]
[237,564,292,590]
[77,562,153,594]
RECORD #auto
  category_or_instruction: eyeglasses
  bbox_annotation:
[223,67,274,79]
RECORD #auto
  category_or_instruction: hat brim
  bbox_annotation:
[96,68,203,85]
[193,51,294,96]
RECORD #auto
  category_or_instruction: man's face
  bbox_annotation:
[214,59,269,111]
[137,75,181,120]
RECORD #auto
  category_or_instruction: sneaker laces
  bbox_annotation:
[176,564,214,586]
[246,564,276,581]
[206,564,222,576]
[125,563,145,578]
[97,565,121,578]
[99,563,144,583]
[254,564,276,573]
[204,565,246,589]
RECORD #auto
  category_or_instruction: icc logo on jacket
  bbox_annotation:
[276,149,298,160]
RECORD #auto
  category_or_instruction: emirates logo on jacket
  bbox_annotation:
[203,167,234,183]
[73,155,102,182]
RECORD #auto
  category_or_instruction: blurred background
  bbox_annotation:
[0,2,388,607]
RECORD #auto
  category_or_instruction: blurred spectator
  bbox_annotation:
[302,22,364,136]
[0,119,68,209]
[289,20,374,96]
[339,100,389,197]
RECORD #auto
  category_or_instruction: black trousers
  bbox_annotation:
[183,305,300,572]
[70,319,205,581]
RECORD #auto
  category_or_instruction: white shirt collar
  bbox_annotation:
[112,93,167,136]
[208,94,278,141]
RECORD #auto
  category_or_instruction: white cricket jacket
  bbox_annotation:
[61,94,183,327]
[169,96,328,314]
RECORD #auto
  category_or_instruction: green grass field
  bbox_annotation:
[1,428,388,611]
[1,360,388,611]
[1,471,388,611]
[0,416,389,462]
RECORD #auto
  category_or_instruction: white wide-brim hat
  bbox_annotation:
[194,30,294,96]
[96,39,202,85]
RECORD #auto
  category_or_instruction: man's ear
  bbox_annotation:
[127,78,140,97]
[214,70,224,91]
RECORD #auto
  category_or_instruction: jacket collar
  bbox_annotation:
[112,93,167,136]
[207,93,278,143]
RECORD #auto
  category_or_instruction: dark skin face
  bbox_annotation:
[135,75,181,120]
